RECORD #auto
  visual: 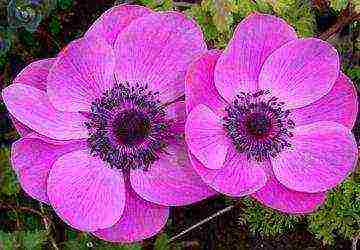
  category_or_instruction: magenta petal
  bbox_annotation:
[259,38,340,109]
[185,49,227,114]
[190,145,267,196]
[14,58,55,91]
[47,37,115,112]
[130,142,216,206]
[252,166,326,214]
[47,150,125,231]
[2,84,88,140]
[11,58,55,136]
[166,101,186,134]
[291,72,358,129]
[185,104,230,169]
[10,115,32,137]
[11,135,86,203]
[85,4,152,46]
[115,12,206,103]
[93,184,169,243]
[214,13,297,102]
[273,122,358,193]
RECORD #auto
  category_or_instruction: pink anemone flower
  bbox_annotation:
[2,5,215,242]
[185,13,358,214]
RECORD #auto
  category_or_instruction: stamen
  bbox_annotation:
[223,90,294,162]
[84,81,175,171]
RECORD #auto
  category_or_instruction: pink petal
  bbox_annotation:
[47,37,115,112]
[130,142,216,206]
[214,13,297,102]
[11,58,56,136]
[259,38,340,109]
[185,104,230,169]
[85,4,152,46]
[93,182,169,243]
[115,12,206,103]
[13,58,55,91]
[10,115,32,137]
[189,145,267,197]
[185,49,227,115]
[272,121,358,193]
[252,165,326,214]
[47,150,125,232]
[291,72,358,129]
[2,84,88,140]
[11,134,86,203]
[166,101,186,134]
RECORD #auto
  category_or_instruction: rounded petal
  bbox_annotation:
[115,11,206,103]
[11,58,55,136]
[185,104,230,169]
[10,115,32,137]
[47,37,115,112]
[47,150,126,231]
[11,135,86,203]
[130,142,216,206]
[93,184,169,243]
[85,4,152,46]
[185,49,227,115]
[166,101,186,134]
[252,166,326,214]
[14,58,55,91]
[2,84,88,140]
[259,38,340,109]
[272,121,358,193]
[291,72,358,129]
[190,145,267,197]
[214,13,297,102]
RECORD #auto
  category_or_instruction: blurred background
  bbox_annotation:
[0,0,359,249]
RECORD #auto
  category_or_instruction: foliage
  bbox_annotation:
[330,0,349,11]
[0,147,20,197]
[239,197,301,238]
[0,0,359,248]
[0,230,47,250]
[308,173,360,245]
[273,0,316,37]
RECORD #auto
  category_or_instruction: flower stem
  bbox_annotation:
[168,204,235,244]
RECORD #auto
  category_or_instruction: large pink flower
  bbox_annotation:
[3,5,215,242]
[185,13,358,214]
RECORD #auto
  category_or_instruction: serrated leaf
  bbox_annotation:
[0,147,20,196]
[241,197,300,237]
[0,231,14,250]
[308,176,360,245]
[330,0,349,11]
[154,233,169,250]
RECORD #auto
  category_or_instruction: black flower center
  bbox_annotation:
[223,90,295,162]
[113,109,151,146]
[85,81,174,171]
[245,113,272,139]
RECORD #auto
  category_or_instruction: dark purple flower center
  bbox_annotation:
[85,81,173,171]
[245,113,272,139]
[223,90,295,162]
[112,109,151,146]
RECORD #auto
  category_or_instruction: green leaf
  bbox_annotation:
[240,197,301,238]
[17,230,47,250]
[58,0,73,10]
[0,231,47,250]
[49,15,62,35]
[0,231,14,250]
[330,0,349,11]
[308,175,360,245]
[154,233,169,250]
[0,147,20,197]
[274,0,315,37]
